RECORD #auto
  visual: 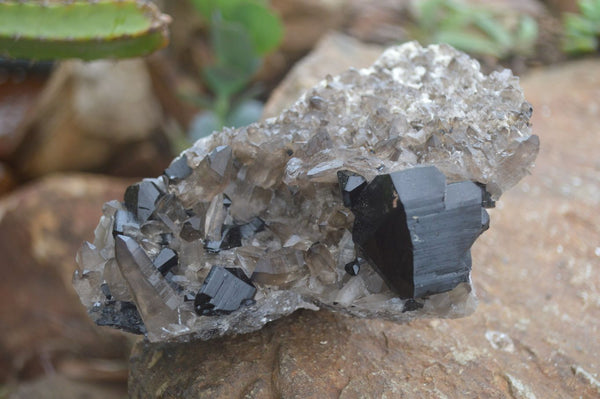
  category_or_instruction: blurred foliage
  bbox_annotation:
[0,0,170,61]
[188,0,283,141]
[563,0,600,54]
[409,0,538,58]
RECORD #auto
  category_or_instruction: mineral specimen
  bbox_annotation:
[74,42,538,342]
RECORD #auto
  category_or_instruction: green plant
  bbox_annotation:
[0,0,170,60]
[187,0,283,140]
[410,0,538,59]
[563,0,600,54]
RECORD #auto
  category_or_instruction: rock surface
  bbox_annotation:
[0,175,132,384]
[127,59,600,398]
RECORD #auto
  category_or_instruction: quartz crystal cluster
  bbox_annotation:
[74,42,538,342]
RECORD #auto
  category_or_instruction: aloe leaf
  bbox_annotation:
[0,0,171,61]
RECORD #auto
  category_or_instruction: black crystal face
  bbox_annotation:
[164,155,192,182]
[124,180,163,223]
[204,217,265,253]
[337,170,367,208]
[113,209,138,236]
[153,247,178,275]
[194,266,256,316]
[344,258,361,276]
[345,165,489,299]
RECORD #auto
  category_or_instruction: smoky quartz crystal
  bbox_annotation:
[74,42,538,342]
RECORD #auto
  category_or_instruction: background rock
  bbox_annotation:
[0,174,132,390]
[9,375,128,399]
[10,60,172,180]
[127,59,600,398]
[0,70,47,160]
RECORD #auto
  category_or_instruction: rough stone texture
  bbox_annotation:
[0,175,132,383]
[127,59,600,398]
[262,33,384,119]
[75,42,537,343]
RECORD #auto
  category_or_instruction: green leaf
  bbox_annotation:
[579,0,600,21]
[189,0,219,19]
[0,0,171,60]
[203,65,252,97]
[191,0,283,55]
[435,30,503,56]
[229,2,283,55]
[565,13,597,35]
[473,13,513,50]
[514,16,538,54]
[416,0,446,31]
[211,18,260,76]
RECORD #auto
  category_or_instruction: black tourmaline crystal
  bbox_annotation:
[204,217,265,253]
[344,258,362,276]
[194,266,257,316]
[344,166,489,299]
[164,155,193,182]
[337,170,367,207]
[113,209,138,236]
[92,300,146,335]
[153,248,178,275]
[124,180,163,222]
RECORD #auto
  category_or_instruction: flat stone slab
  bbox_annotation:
[127,59,600,398]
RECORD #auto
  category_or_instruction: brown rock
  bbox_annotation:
[8,374,127,399]
[544,0,579,14]
[0,74,47,160]
[11,60,171,179]
[344,0,412,44]
[262,32,384,119]
[0,162,16,196]
[127,60,600,398]
[271,0,347,55]
[0,174,133,383]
